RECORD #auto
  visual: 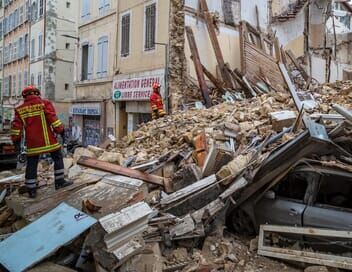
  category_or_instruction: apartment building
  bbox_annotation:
[0,1,4,129]
[1,0,30,129]
[73,0,117,146]
[29,0,78,125]
[0,0,78,129]
[112,0,170,138]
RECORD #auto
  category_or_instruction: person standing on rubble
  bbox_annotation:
[10,85,73,198]
[150,82,166,120]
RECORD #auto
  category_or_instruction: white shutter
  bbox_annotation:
[102,38,108,75]
[97,40,101,76]
[87,44,94,79]
[104,0,110,9]
[99,0,104,13]
[86,0,91,17]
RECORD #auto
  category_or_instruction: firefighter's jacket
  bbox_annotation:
[150,91,164,111]
[11,95,64,156]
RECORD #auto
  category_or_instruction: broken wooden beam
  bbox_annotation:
[286,49,309,81]
[258,225,352,270]
[78,156,165,187]
[185,26,212,108]
[199,0,233,88]
[201,62,226,92]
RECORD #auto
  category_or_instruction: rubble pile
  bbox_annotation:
[0,77,351,271]
[1,10,352,270]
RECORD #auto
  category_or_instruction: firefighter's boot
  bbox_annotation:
[55,179,74,190]
[27,188,37,198]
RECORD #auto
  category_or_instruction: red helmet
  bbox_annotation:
[22,85,41,97]
[152,82,161,90]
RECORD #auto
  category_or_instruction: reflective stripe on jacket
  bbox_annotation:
[150,91,164,111]
[11,95,64,156]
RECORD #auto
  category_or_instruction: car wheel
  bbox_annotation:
[230,208,255,236]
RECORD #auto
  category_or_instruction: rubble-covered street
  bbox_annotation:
[1,0,352,271]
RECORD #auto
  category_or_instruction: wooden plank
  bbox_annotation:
[286,49,309,81]
[78,156,165,187]
[0,203,96,272]
[185,26,212,108]
[200,62,225,91]
[274,38,282,62]
[258,225,352,270]
[199,0,233,88]
[261,225,352,238]
[160,175,217,206]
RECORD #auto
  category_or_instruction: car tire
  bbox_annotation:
[229,208,256,236]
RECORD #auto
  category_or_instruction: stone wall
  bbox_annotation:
[168,0,187,112]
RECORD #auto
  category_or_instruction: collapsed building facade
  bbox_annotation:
[77,0,352,143]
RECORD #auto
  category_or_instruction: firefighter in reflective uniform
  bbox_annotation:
[150,82,166,120]
[10,85,73,198]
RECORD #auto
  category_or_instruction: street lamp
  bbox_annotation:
[154,42,169,114]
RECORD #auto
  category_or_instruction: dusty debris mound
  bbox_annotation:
[114,92,292,163]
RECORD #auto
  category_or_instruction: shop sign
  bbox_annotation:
[70,103,101,116]
[112,73,164,102]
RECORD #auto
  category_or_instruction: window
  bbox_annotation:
[8,43,12,61]
[9,13,13,31]
[0,50,2,68]
[12,75,16,96]
[144,3,156,51]
[25,1,30,22]
[81,0,91,19]
[66,2,70,8]
[97,36,108,78]
[38,33,43,56]
[31,2,38,21]
[121,13,130,57]
[19,6,24,24]
[273,172,308,201]
[0,21,3,40]
[99,0,110,15]
[19,37,23,58]
[37,73,42,90]
[23,70,28,86]
[13,39,17,60]
[4,77,9,96]
[4,46,8,64]
[65,83,69,90]
[3,18,7,34]
[316,174,352,209]
[81,44,89,80]
[31,38,35,59]
[24,34,29,56]
[18,72,22,94]
[65,42,70,49]
[15,9,19,26]
[39,0,44,17]
[30,73,34,85]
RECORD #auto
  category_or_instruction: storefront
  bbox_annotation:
[112,69,165,139]
[70,102,102,146]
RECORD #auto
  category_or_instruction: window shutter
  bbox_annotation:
[99,0,104,13]
[102,38,108,75]
[105,0,110,9]
[97,40,102,76]
[18,72,22,94]
[87,44,94,79]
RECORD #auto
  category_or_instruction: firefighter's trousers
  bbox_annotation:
[25,149,65,190]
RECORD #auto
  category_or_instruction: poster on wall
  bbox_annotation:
[112,71,165,102]
[83,117,101,147]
